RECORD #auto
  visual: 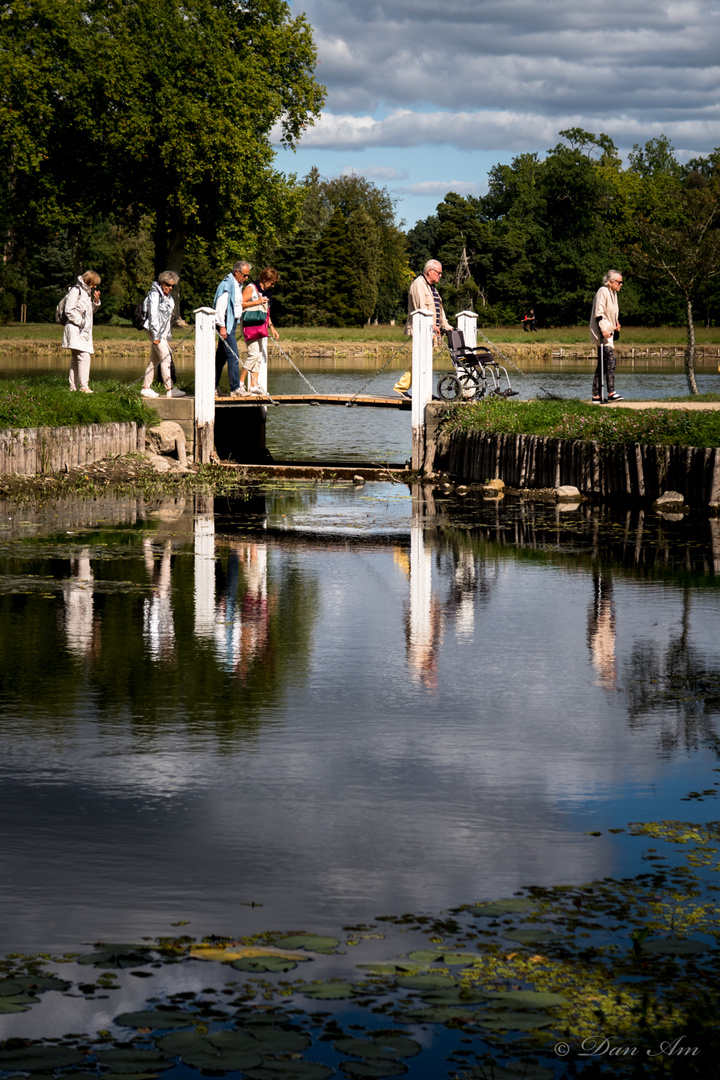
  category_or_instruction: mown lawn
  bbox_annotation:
[0,375,159,430]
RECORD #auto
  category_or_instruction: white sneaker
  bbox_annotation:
[230,386,248,397]
[249,386,265,396]
[141,387,159,398]
[166,388,186,397]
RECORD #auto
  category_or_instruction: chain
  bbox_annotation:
[271,339,320,396]
[346,337,412,406]
[475,327,527,378]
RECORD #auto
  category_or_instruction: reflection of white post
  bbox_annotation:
[194,307,217,463]
[409,519,432,671]
[411,310,433,472]
[457,310,478,349]
[194,504,216,640]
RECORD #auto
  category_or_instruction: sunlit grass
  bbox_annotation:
[0,374,160,429]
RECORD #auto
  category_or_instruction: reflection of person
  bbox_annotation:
[241,267,280,396]
[590,270,623,403]
[63,550,96,656]
[143,538,176,659]
[394,260,451,399]
[63,271,101,393]
[141,271,185,399]
[588,574,617,689]
[213,542,270,680]
[214,260,251,397]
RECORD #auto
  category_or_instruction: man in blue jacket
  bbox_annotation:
[214,260,251,396]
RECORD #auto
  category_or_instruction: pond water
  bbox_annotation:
[1,484,718,959]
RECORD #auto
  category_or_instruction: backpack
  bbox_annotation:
[54,286,76,326]
[131,295,148,331]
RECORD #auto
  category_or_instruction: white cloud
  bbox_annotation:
[341,164,410,181]
[396,180,485,196]
[289,0,720,156]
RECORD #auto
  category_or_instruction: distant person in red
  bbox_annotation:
[522,312,531,332]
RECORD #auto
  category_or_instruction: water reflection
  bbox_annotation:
[0,483,719,953]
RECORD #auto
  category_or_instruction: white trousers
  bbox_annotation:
[69,350,91,391]
[143,335,173,389]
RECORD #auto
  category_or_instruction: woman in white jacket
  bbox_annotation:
[141,270,185,398]
[62,271,101,393]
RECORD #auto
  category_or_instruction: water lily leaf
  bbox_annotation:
[274,935,340,953]
[114,1009,198,1030]
[0,1047,87,1071]
[419,988,491,1006]
[242,1027,311,1055]
[301,981,357,999]
[77,949,153,969]
[476,1010,555,1031]
[231,955,299,973]
[191,945,307,963]
[468,899,536,917]
[340,1061,408,1078]
[503,929,557,944]
[0,994,34,1013]
[243,1062,334,1080]
[483,990,567,1009]
[399,1006,477,1024]
[396,974,456,990]
[156,1031,263,1071]
[440,952,484,966]
[405,951,442,965]
[333,1034,420,1060]
[641,938,709,955]
[0,975,70,995]
[93,1049,173,1072]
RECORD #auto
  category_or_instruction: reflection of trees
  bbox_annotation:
[625,588,720,754]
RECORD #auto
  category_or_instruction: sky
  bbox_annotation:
[273,0,720,228]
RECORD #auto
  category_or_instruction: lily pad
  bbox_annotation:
[0,1047,87,1071]
[406,950,442,965]
[439,952,484,966]
[476,1010,555,1031]
[483,990,566,1009]
[641,938,709,955]
[156,1031,264,1071]
[244,1062,334,1080]
[503,929,557,944]
[114,1009,198,1030]
[274,935,340,953]
[340,1062,408,1078]
[77,948,153,969]
[419,988,491,1006]
[93,1048,174,1073]
[395,974,456,990]
[333,1034,420,1060]
[301,981,357,1000]
[468,899,536,917]
[0,975,70,995]
[231,955,299,973]
[399,1006,477,1024]
[0,994,34,1013]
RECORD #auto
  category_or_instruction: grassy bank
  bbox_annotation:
[444,396,720,448]
[0,375,159,430]
[4,322,720,347]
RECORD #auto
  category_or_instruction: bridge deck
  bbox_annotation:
[214,393,410,409]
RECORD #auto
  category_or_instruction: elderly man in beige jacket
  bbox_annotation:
[394,260,451,398]
[590,269,624,402]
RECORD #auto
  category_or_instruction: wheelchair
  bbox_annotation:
[437,329,518,402]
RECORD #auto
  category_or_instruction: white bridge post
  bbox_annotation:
[194,307,217,463]
[411,310,433,472]
[456,310,478,348]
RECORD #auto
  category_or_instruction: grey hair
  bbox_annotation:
[424,259,441,274]
[233,260,251,274]
[603,269,622,285]
[158,270,180,287]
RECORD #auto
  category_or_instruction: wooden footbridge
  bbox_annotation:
[214,392,410,409]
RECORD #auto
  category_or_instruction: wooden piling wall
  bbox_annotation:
[430,426,720,504]
[0,422,144,476]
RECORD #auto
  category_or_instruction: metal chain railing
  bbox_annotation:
[345,337,412,406]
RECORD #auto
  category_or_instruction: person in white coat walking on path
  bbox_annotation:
[62,271,101,393]
[140,271,185,398]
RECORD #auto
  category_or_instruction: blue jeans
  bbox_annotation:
[215,330,240,392]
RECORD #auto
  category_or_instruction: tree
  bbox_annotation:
[0,0,325,310]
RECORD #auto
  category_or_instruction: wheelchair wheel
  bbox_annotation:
[458,374,479,400]
[437,374,462,402]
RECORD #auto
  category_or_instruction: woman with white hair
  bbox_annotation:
[141,270,185,398]
[62,270,101,393]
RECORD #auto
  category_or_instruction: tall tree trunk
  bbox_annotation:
[685,296,699,395]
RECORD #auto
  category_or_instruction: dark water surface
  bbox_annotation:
[1,484,718,956]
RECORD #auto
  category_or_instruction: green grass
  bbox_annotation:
[444,397,720,448]
[0,375,160,430]
[5,323,720,346]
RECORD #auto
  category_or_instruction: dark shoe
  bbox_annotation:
[591,397,603,404]
[608,393,624,401]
